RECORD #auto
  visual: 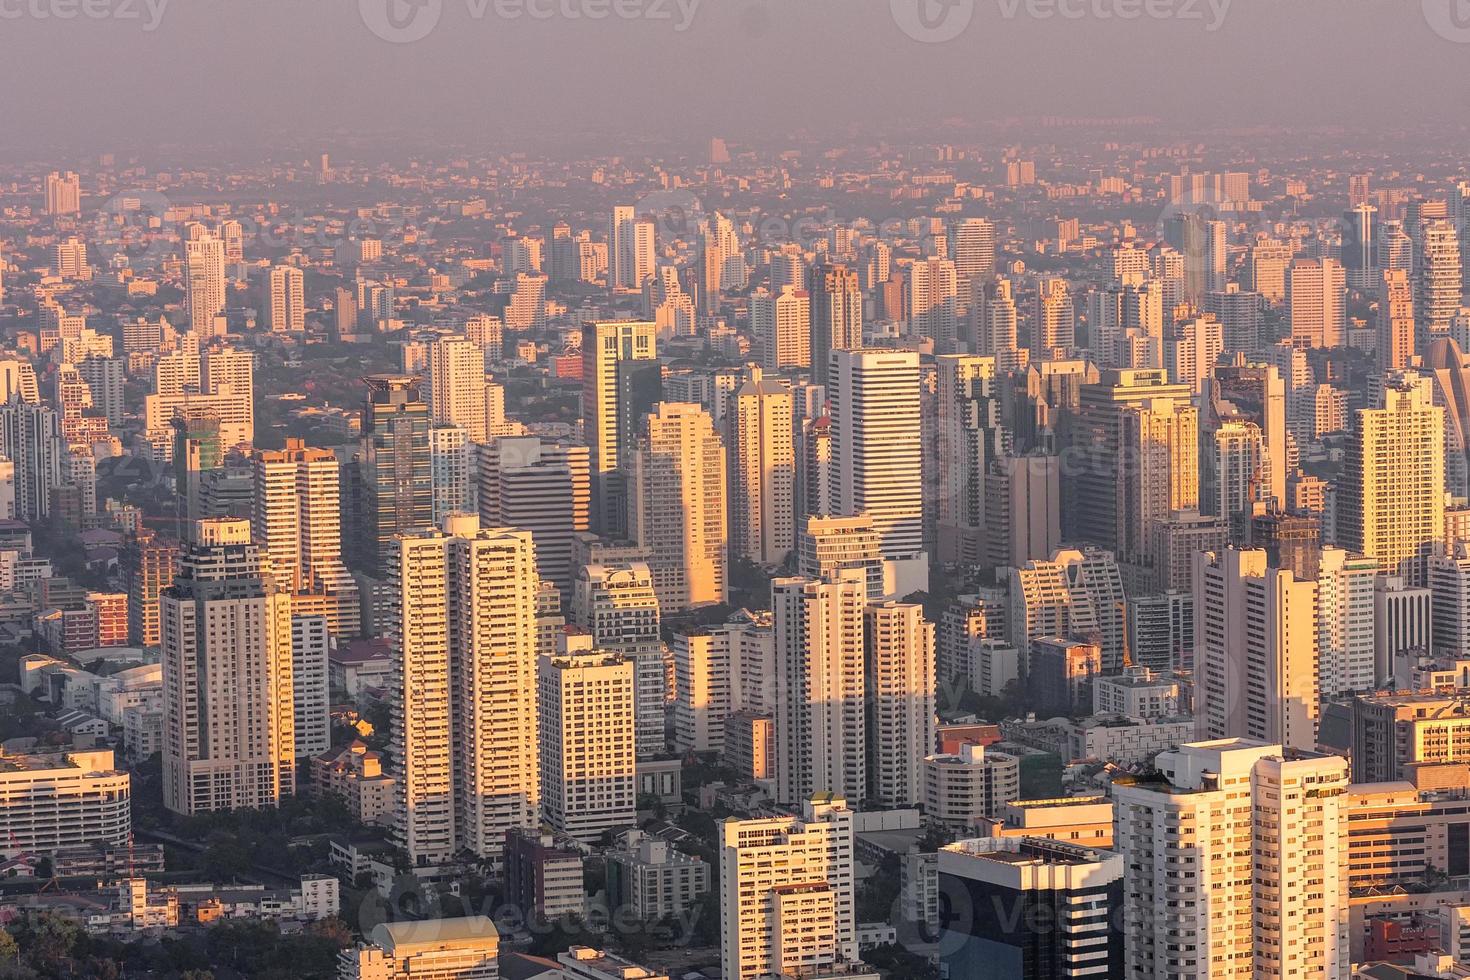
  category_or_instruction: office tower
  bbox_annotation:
[1031,277,1074,355]
[0,401,62,522]
[583,320,657,533]
[719,797,857,980]
[1425,337,1470,499]
[1205,284,1263,352]
[864,600,934,807]
[905,256,960,347]
[387,517,540,865]
[752,285,810,371]
[1194,549,1319,750]
[573,563,665,760]
[933,355,1000,565]
[50,237,87,279]
[44,170,80,215]
[291,615,330,758]
[361,375,433,574]
[1378,218,1414,276]
[947,217,997,298]
[1113,739,1350,979]
[252,439,359,638]
[1027,636,1102,715]
[828,349,928,595]
[161,519,294,815]
[936,838,1123,980]
[1286,257,1346,348]
[773,575,866,804]
[1343,203,1378,290]
[1378,269,1416,371]
[429,425,474,523]
[1067,369,1198,574]
[1315,547,1377,698]
[984,454,1062,570]
[628,403,727,613]
[184,224,227,339]
[726,366,795,566]
[971,278,1025,372]
[538,645,636,844]
[428,336,490,442]
[1339,377,1445,583]
[123,531,178,648]
[478,436,590,597]
[1245,237,1291,304]
[1374,575,1432,686]
[263,265,305,332]
[808,263,863,386]
[1417,218,1463,343]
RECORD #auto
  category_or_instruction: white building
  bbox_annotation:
[0,748,130,859]
[922,744,1020,835]
[291,615,331,758]
[864,600,934,807]
[719,795,857,980]
[672,611,773,753]
[573,562,665,759]
[339,916,499,980]
[538,644,637,844]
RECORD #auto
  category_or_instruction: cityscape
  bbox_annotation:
[1,2,1470,979]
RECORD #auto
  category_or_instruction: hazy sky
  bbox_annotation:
[3,0,1466,155]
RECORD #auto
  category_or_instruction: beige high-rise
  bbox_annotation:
[628,402,727,613]
[430,336,491,442]
[727,366,795,566]
[864,601,935,807]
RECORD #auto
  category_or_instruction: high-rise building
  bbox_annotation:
[583,320,658,533]
[946,217,997,299]
[627,402,727,613]
[936,837,1123,979]
[609,205,656,292]
[972,278,1026,373]
[905,257,960,347]
[478,436,591,597]
[252,439,360,638]
[1165,213,1227,302]
[1286,257,1346,349]
[291,615,330,758]
[429,425,474,524]
[1417,218,1463,344]
[538,644,636,844]
[808,263,863,386]
[573,563,665,760]
[829,349,928,596]
[864,600,934,807]
[429,337,492,442]
[1193,549,1319,751]
[123,531,178,648]
[387,516,540,865]
[1113,739,1350,979]
[719,796,857,980]
[1031,277,1075,355]
[726,366,794,566]
[361,375,433,574]
[798,514,885,601]
[773,575,866,805]
[933,355,999,566]
[752,285,810,372]
[161,519,295,815]
[1378,268,1415,372]
[1204,284,1264,352]
[671,611,773,753]
[0,400,62,522]
[1339,376,1446,584]
[263,265,305,332]
[44,171,80,216]
[184,224,227,339]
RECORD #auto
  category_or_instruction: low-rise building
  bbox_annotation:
[504,827,585,923]
[339,916,499,980]
[922,743,1020,836]
[312,740,396,826]
[606,829,711,922]
[0,747,130,859]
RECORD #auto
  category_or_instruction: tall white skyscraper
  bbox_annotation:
[773,574,866,805]
[829,348,928,596]
[1286,257,1346,349]
[1418,218,1463,343]
[1114,739,1350,979]
[719,796,857,980]
[726,365,795,567]
[263,265,305,332]
[184,223,227,339]
[538,643,636,843]
[752,285,810,371]
[1193,549,1319,751]
[905,256,959,347]
[947,217,997,299]
[162,519,295,815]
[628,402,728,613]
[864,600,934,807]
[610,206,655,292]
[573,562,665,760]
[430,336,491,443]
[387,516,541,865]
